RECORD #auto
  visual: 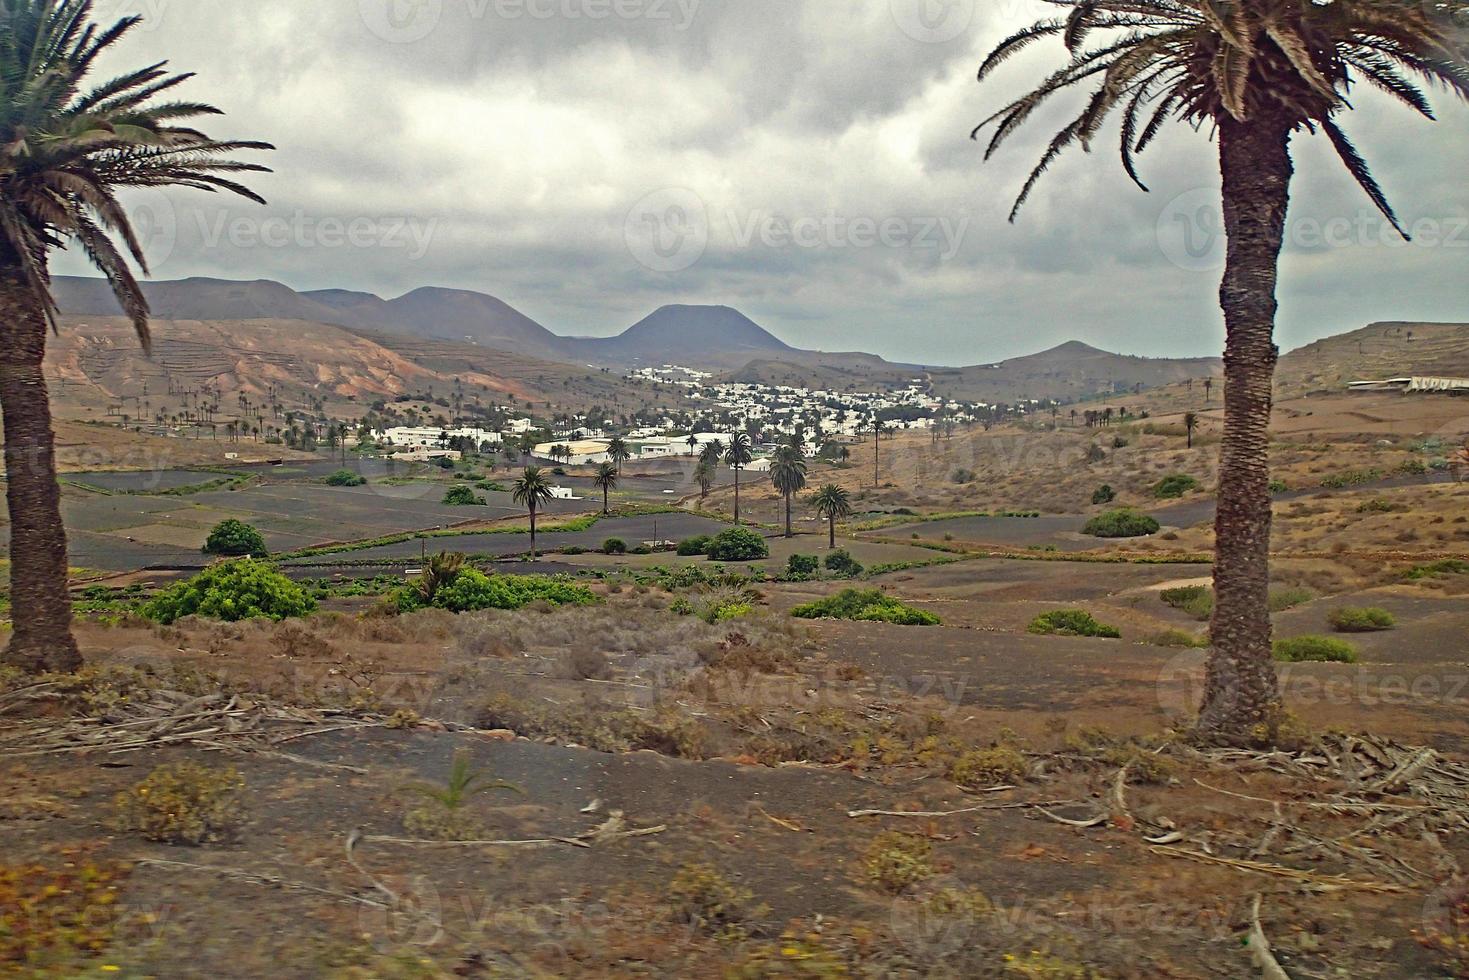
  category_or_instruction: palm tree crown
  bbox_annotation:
[811,484,853,549]
[593,461,618,514]
[770,445,809,538]
[512,466,555,510]
[975,0,1467,225]
[1,0,274,344]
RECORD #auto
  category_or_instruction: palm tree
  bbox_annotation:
[606,437,631,474]
[1183,412,1200,450]
[512,466,556,560]
[725,431,754,525]
[694,459,715,501]
[810,484,852,550]
[974,1,1466,743]
[0,1,270,674]
[770,445,808,538]
[686,433,698,456]
[593,461,618,515]
[699,439,724,468]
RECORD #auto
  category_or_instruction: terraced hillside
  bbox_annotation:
[1277,321,1469,396]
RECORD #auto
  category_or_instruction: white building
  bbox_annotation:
[377,426,502,449]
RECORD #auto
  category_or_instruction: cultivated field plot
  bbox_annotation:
[859,514,1103,552]
[63,469,229,493]
[285,513,735,565]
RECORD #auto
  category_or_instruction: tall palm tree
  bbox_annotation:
[512,466,555,560]
[811,484,853,550]
[974,0,1466,744]
[606,437,631,474]
[699,439,724,468]
[694,459,715,501]
[725,431,754,525]
[1183,412,1200,450]
[769,445,808,538]
[686,433,698,456]
[593,461,618,515]
[0,0,270,674]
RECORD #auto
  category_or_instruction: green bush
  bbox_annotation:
[442,485,482,506]
[1273,635,1358,663]
[1405,559,1469,581]
[786,554,820,580]
[1153,474,1200,499]
[143,559,316,624]
[823,550,864,577]
[677,536,712,557]
[1027,609,1121,638]
[1091,485,1116,505]
[1083,510,1160,538]
[1161,585,1213,620]
[111,762,245,845]
[476,480,507,492]
[790,589,939,626]
[203,518,267,557]
[1327,607,1396,633]
[1269,479,1288,494]
[1144,628,1209,649]
[421,569,599,614]
[706,527,770,562]
[1268,587,1315,612]
[325,469,366,487]
[602,538,628,555]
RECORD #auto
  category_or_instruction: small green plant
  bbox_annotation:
[1082,510,1160,538]
[706,527,770,562]
[1268,587,1315,612]
[1091,484,1116,505]
[325,469,367,487]
[861,832,936,895]
[112,762,245,844]
[1028,609,1121,638]
[786,554,820,580]
[602,537,628,555]
[949,745,1027,786]
[442,485,482,506]
[1328,607,1396,633]
[1160,585,1213,620]
[952,468,977,484]
[1144,628,1209,649]
[1356,497,1404,514]
[1269,479,1289,493]
[400,748,523,841]
[203,518,267,557]
[476,480,507,492]
[1406,559,1469,581]
[143,559,316,624]
[1273,635,1358,663]
[668,864,757,937]
[823,549,864,577]
[791,589,939,626]
[402,569,598,614]
[676,535,712,557]
[1152,474,1200,499]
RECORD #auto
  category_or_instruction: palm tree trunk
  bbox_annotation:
[529,506,537,560]
[784,493,792,538]
[603,487,608,515]
[0,272,81,674]
[828,516,836,550]
[733,469,741,525]
[1197,115,1291,744]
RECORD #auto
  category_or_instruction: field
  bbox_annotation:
[5,373,1469,977]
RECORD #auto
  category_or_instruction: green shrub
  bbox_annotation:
[823,550,864,577]
[1405,559,1469,581]
[202,518,267,557]
[111,762,245,844]
[143,559,316,624]
[1091,484,1116,505]
[706,527,770,562]
[1320,468,1382,489]
[1356,497,1403,514]
[949,745,1027,786]
[426,570,599,614]
[1153,474,1200,499]
[1268,587,1315,612]
[786,554,820,580]
[1083,510,1160,538]
[1274,635,1358,663]
[324,469,366,487]
[790,589,939,626]
[476,480,507,492]
[861,832,935,895]
[1027,609,1121,638]
[1144,628,1209,648]
[1269,479,1288,494]
[602,538,628,555]
[677,536,712,557]
[442,485,482,506]
[1327,607,1396,633]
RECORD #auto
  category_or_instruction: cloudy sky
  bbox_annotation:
[52,0,1469,365]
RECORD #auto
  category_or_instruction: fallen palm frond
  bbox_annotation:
[1247,894,1294,980]
[1150,845,1406,893]
[362,810,667,849]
